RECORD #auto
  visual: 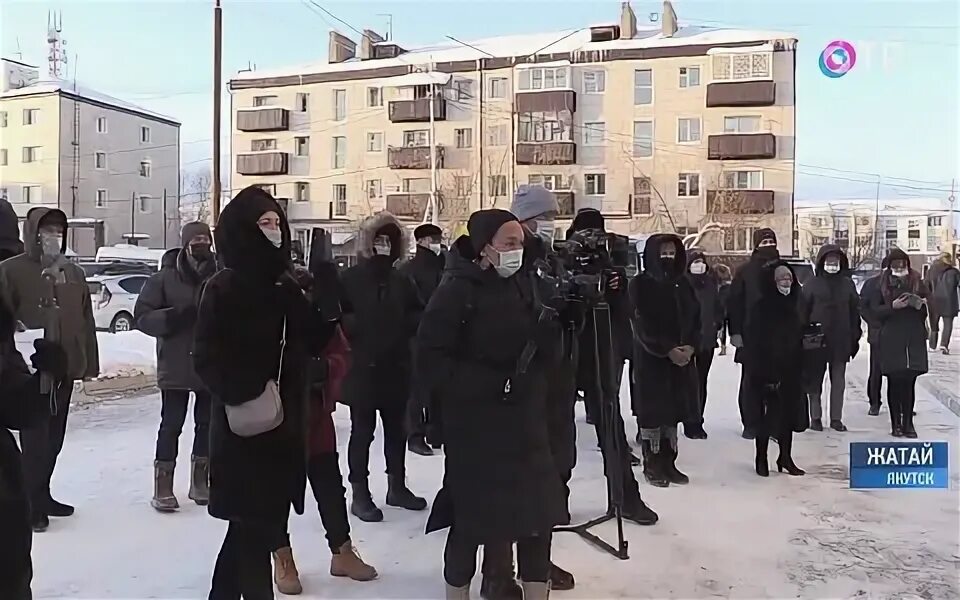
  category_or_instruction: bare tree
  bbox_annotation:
[180,169,212,225]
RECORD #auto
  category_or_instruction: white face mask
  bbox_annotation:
[260,227,282,248]
[429,243,442,255]
[892,268,908,278]
[824,263,841,274]
[689,262,707,275]
[40,232,63,257]
[373,242,392,256]
[777,284,792,296]
[534,220,555,245]
[490,247,523,278]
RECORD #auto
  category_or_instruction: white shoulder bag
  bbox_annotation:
[225,319,286,437]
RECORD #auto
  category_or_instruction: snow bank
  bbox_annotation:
[95,331,156,378]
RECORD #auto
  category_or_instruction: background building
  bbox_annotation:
[0,57,181,256]
[228,1,797,258]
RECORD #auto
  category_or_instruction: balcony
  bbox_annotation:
[439,196,470,220]
[706,189,775,215]
[705,81,776,107]
[515,90,577,113]
[707,134,777,160]
[515,142,576,166]
[388,98,447,123]
[554,191,575,218]
[386,193,430,220]
[236,107,290,132]
[388,146,445,170]
[236,152,289,176]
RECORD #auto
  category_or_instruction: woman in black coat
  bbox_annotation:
[417,210,564,600]
[860,248,929,437]
[683,249,723,439]
[194,186,322,599]
[742,261,806,477]
[630,234,701,487]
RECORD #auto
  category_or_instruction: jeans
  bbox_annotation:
[808,360,847,422]
[156,389,211,461]
[347,403,407,483]
[446,529,551,587]
[20,381,73,508]
[929,314,955,349]
[209,520,277,600]
[272,453,351,553]
[867,343,883,407]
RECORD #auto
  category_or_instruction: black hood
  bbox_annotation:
[443,235,493,284]
[566,208,605,238]
[160,248,179,269]
[357,212,408,262]
[759,259,801,301]
[642,233,686,281]
[887,247,910,267]
[0,198,23,260]
[815,243,850,275]
[753,227,778,249]
[23,207,68,260]
[214,186,291,282]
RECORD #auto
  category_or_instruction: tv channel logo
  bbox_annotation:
[849,441,949,489]
[820,40,857,78]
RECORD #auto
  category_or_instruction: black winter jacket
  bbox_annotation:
[728,246,781,364]
[399,245,445,306]
[859,274,883,345]
[861,254,929,377]
[929,264,959,318]
[799,244,862,363]
[685,250,723,352]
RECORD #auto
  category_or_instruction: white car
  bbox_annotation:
[88,274,150,333]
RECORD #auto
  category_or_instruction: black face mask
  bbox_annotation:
[659,256,676,272]
[189,243,213,261]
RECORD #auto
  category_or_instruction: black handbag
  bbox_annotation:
[802,322,827,351]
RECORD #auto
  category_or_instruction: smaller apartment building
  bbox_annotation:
[229,1,797,256]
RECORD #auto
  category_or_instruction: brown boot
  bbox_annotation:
[187,456,209,506]
[150,461,179,512]
[330,539,378,581]
[272,546,303,595]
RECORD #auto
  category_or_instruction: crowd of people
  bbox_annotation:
[1,189,958,599]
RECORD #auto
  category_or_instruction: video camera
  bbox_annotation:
[534,228,631,305]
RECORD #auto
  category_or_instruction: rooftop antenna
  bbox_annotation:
[377,13,393,41]
[47,10,68,79]
[14,37,23,61]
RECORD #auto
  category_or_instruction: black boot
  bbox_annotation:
[741,426,756,440]
[621,498,659,525]
[549,562,575,591]
[868,404,880,416]
[386,474,427,511]
[903,395,918,439]
[408,436,434,456]
[151,460,179,512]
[45,495,75,518]
[479,575,522,600]
[350,481,384,522]
[31,507,49,533]
[889,397,904,437]
[829,420,848,432]
[188,455,209,506]
[684,422,707,440]
[754,436,769,477]
[641,441,669,487]
[663,446,689,485]
[810,418,823,432]
[776,432,806,476]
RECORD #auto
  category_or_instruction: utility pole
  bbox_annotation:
[212,0,223,221]
[428,61,439,226]
[162,188,168,248]
[873,175,882,258]
[130,191,136,245]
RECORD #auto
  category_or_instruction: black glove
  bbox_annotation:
[31,339,68,379]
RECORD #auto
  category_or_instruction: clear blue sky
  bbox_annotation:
[2,0,957,203]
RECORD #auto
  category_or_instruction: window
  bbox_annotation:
[486,124,508,146]
[295,182,310,202]
[295,136,310,157]
[517,112,570,143]
[633,69,652,105]
[679,66,700,88]
[455,176,472,197]
[253,95,277,107]
[23,185,41,204]
[413,85,430,100]
[0,111,6,127]
[677,118,701,143]
[402,178,430,193]
[139,160,151,178]
[403,130,430,147]
[96,117,107,133]
[365,179,382,199]
[712,52,771,81]
[0,149,6,166]
[723,170,763,189]
[518,67,568,91]
[528,174,565,190]
[455,79,473,100]
[23,109,39,125]
[583,70,606,94]
[455,128,473,149]
[333,89,346,121]
[367,87,382,107]
[488,175,507,197]
[251,138,277,151]
[332,137,346,168]
[95,152,107,169]
[885,229,898,240]
[333,184,347,216]
[139,195,152,213]
[632,121,653,157]
[723,116,762,133]
[585,174,606,196]
[488,77,507,99]
[928,216,944,227]
[583,122,605,146]
[22,146,41,163]
[140,126,151,143]
[834,229,850,241]
[295,92,309,112]
[907,229,921,239]
[633,177,652,215]
[723,227,759,252]
[366,132,383,152]
[96,189,107,208]
[677,173,701,197]
[119,276,148,294]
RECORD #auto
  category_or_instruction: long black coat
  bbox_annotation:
[135,248,216,390]
[728,247,780,364]
[418,237,565,543]
[930,264,959,318]
[859,274,883,345]
[685,250,723,353]
[799,244,862,364]
[399,245,445,306]
[630,234,701,428]
[861,261,929,377]
[193,187,319,524]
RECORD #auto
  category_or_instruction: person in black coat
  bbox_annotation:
[683,249,723,439]
[630,234,701,487]
[742,261,806,477]
[799,244,862,432]
[340,212,426,523]
[926,252,959,353]
[135,222,217,512]
[715,263,733,355]
[399,223,445,457]
[728,228,781,439]
[193,186,328,599]
[860,248,929,437]
[860,255,891,415]
[417,210,564,600]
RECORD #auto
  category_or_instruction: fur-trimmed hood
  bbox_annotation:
[357,211,409,261]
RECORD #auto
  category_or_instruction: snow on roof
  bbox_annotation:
[381,71,452,87]
[1,80,180,125]
[232,25,794,81]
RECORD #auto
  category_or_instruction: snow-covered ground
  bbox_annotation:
[15,330,156,379]
[30,346,960,599]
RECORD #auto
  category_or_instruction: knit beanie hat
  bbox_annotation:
[753,227,777,248]
[510,185,558,222]
[468,209,518,254]
[414,223,442,241]
[181,221,212,246]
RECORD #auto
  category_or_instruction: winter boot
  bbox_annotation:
[45,495,75,518]
[408,436,434,456]
[151,460,179,512]
[754,436,769,477]
[31,508,49,533]
[520,581,551,600]
[480,575,522,600]
[272,546,303,595]
[889,399,904,437]
[548,563,575,591]
[641,441,669,488]
[350,481,384,522]
[386,474,427,511]
[188,455,209,506]
[776,432,806,476]
[663,447,689,485]
[902,398,918,438]
[829,420,848,432]
[620,497,659,525]
[810,419,823,432]
[868,404,881,416]
[331,539,378,581]
[446,583,471,600]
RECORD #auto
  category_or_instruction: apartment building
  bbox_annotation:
[228,1,797,256]
[0,58,181,256]
[794,201,956,270]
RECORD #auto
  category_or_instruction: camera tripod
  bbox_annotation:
[553,301,629,560]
